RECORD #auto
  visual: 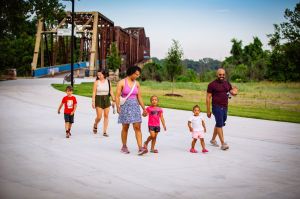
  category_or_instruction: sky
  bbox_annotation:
[61,0,299,61]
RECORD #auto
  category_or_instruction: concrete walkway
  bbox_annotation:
[0,78,299,199]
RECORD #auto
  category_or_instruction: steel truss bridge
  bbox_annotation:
[31,11,150,77]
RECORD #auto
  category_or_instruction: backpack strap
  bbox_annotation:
[108,79,111,96]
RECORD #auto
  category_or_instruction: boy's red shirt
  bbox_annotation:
[61,95,77,114]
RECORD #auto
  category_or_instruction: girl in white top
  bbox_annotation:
[188,105,208,153]
[92,69,115,137]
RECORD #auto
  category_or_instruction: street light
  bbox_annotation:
[63,0,75,87]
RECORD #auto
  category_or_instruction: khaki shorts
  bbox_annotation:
[95,95,111,109]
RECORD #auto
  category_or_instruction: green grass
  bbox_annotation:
[52,81,300,123]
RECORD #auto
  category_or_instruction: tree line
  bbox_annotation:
[142,55,221,82]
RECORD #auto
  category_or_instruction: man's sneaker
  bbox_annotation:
[202,149,209,153]
[210,140,219,147]
[221,144,229,150]
[190,148,198,153]
[138,147,148,156]
[121,146,130,154]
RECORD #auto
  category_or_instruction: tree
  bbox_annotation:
[243,37,268,80]
[0,0,65,41]
[267,2,300,81]
[223,36,269,81]
[223,38,244,80]
[176,69,198,82]
[243,37,263,63]
[164,39,183,94]
[182,58,220,74]
[230,64,249,82]
[0,0,65,76]
[230,38,243,65]
[0,0,32,38]
[141,62,162,81]
[106,42,121,72]
[281,3,300,43]
[28,0,65,24]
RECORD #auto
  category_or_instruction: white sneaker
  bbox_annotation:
[210,140,219,147]
[221,144,229,150]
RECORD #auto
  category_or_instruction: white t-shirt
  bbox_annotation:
[188,114,205,132]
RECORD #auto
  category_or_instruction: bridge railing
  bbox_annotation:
[32,62,88,77]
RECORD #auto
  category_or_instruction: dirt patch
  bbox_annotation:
[164,93,183,97]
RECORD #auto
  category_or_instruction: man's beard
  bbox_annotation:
[217,77,225,81]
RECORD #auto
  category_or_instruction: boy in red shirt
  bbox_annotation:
[58,86,77,138]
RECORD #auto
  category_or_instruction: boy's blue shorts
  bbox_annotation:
[64,113,74,123]
[212,106,227,127]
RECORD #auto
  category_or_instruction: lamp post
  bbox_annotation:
[63,0,75,87]
[70,0,75,87]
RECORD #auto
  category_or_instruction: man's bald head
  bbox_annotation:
[216,68,226,81]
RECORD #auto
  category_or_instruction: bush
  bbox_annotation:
[199,70,216,82]
[230,64,249,82]
[176,75,190,82]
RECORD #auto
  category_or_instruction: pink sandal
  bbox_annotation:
[189,148,198,153]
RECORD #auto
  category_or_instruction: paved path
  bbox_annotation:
[0,78,299,199]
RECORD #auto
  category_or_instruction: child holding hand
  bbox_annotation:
[143,95,166,153]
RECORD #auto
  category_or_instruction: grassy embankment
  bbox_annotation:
[52,81,300,123]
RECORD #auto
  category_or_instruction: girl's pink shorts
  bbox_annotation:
[192,131,204,139]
